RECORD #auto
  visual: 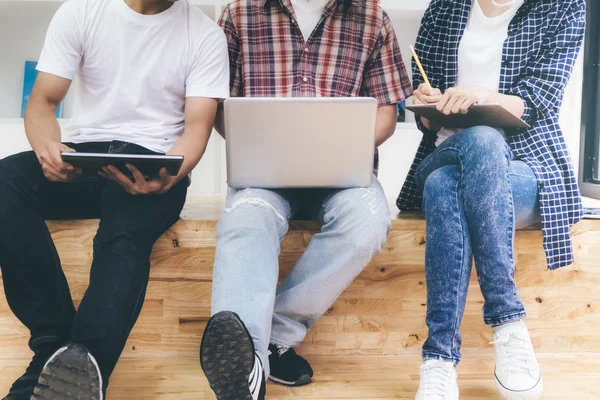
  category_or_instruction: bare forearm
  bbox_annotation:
[487,91,525,119]
[24,97,62,153]
[167,130,211,183]
[375,105,398,147]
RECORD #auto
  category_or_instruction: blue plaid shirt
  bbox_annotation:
[396,0,586,270]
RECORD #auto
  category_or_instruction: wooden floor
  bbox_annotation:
[0,354,597,399]
[0,197,599,399]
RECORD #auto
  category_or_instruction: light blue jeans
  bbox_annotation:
[211,178,390,375]
[415,126,540,364]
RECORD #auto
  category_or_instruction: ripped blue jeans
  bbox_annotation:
[211,179,390,376]
[415,126,540,364]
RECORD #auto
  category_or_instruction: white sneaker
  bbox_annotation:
[492,321,543,400]
[415,360,459,400]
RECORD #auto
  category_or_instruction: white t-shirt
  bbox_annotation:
[37,0,230,154]
[291,0,329,42]
[435,0,524,147]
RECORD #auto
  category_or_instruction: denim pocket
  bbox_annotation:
[108,141,129,154]
[108,141,162,156]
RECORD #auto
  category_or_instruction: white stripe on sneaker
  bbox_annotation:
[88,350,104,400]
[248,354,263,400]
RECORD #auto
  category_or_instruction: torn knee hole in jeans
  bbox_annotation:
[358,188,384,217]
[224,198,286,222]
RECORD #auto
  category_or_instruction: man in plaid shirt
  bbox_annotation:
[199,0,411,398]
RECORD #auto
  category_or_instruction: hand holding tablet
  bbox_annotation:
[61,153,184,179]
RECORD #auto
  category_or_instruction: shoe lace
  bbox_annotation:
[422,363,453,399]
[491,331,536,375]
[274,344,290,357]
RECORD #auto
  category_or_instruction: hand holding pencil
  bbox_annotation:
[410,44,491,117]
[410,45,442,106]
[410,45,442,130]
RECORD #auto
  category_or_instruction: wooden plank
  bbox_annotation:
[0,197,599,397]
[0,354,597,399]
[0,222,598,360]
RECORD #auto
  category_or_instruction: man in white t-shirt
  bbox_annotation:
[0,0,228,398]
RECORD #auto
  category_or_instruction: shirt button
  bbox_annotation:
[302,77,308,82]
[304,47,309,53]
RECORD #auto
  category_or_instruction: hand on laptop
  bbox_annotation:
[99,164,175,196]
[35,141,82,182]
[413,83,443,131]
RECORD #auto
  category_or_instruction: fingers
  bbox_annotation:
[419,83,432,96]
[60,144,77,153]
[415,83,443,105]
[125,164,147,184]
[451,96,470,114]
[103,165,136,194]
[39,146,76,177]
[412,96,424,105]
[98,164,173,196]
[42,164,68,182]
[50,145,75,173]
[437,92,477,116]
[436,91,451,114]
[158,167,170,184]
[437,89,472,115]
[420,93,444,104]
[443,95,463,115]
[458,95,478,114]
[59,145,81,173]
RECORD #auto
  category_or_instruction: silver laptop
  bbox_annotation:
[224,97,377,189]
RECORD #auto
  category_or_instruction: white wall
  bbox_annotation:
[0,2,75,119]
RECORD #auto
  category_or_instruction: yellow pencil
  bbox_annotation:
[410,45,432,89]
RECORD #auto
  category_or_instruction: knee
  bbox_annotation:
[460,126,510,161]
[326,188,390,252]
[0,152,41,208]
[422,167,456,214]
[93,228,153,263]
[0,161,25,221]
[218,189,289,238]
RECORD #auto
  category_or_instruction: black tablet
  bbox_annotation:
[61,152,184,177]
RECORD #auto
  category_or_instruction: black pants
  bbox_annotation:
[0,140,187,387]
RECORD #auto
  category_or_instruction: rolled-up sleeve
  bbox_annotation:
[411,0,444,136]
[218,5,244,98]
[360,12,412,107]
[509,1,586,124]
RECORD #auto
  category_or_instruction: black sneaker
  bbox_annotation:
[200,311,266,400]
[2,344,61,400]
[268,343,313,387]
[31,343,103,400]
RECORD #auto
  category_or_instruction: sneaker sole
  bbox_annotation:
[495,373,543,400]
[31,344,103,400]
[269,374,312,387]
[200,311,256,400]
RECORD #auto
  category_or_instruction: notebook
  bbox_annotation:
[406,103,530,130]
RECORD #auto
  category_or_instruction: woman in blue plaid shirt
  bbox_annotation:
[397,0,586,399]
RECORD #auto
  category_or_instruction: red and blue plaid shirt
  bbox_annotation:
[218,0,411,106]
